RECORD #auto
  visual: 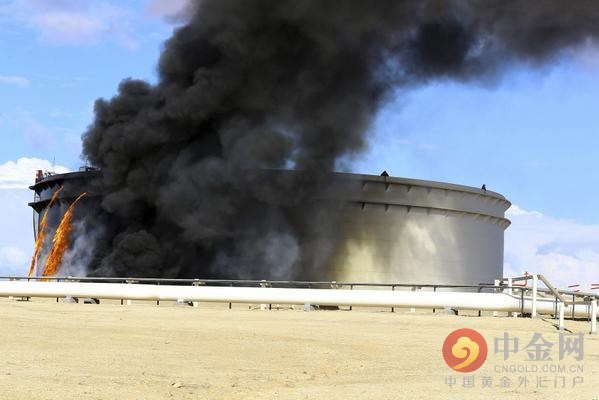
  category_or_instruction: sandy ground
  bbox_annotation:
[0,298,597,400]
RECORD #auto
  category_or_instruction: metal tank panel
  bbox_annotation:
[319,173,510,285]
[29,170,103,250]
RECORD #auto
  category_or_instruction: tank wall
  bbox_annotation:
[314,175,510,285]
[323,202,505,284]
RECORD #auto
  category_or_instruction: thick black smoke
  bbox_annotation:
[81,0,599,278]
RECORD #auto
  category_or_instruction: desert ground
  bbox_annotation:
[0,298,597,400]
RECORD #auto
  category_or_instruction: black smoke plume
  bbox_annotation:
[81,0,599,278]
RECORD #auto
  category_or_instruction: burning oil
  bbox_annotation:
[28,187,63,277]
[42,193,87,277]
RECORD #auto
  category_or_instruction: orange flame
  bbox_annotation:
[42,193,87,277]
[28,186,63,277]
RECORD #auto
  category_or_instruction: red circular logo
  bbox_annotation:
[442,328,488,373]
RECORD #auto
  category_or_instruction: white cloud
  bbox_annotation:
[569,39,599,72]
[504,205,599,290]
[0,246,29,276]
[506,204,542,217]
[0,75,30,87]
[8,0,138,49]
[0,187,37,276]
[0,157,70,189]
[32,11,105,45]
[147,0,190,22]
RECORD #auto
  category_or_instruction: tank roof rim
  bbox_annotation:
[330,171,509,202]
[29,170,102,190]
[29,169,510,205]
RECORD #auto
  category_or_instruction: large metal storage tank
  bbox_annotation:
[319,173,511,285]
[29,170,510,284]
[29,169,102,240]
[28,169,103,277]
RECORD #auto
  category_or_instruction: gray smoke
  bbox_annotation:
[81,0,599,278]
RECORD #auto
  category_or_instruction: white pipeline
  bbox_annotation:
[1,280,593,317]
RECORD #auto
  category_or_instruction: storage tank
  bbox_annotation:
[318,173,510,285]
[29,170,510,284]
[29,169,102,241]
[28,169,104,277]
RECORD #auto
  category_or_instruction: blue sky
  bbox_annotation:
[0,0,598,287]
[0,0,175,166]
[355,60,599,224]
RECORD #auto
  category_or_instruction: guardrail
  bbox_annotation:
[498,274,598,333]
[1,274,597,334]
[0,275,509,288]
